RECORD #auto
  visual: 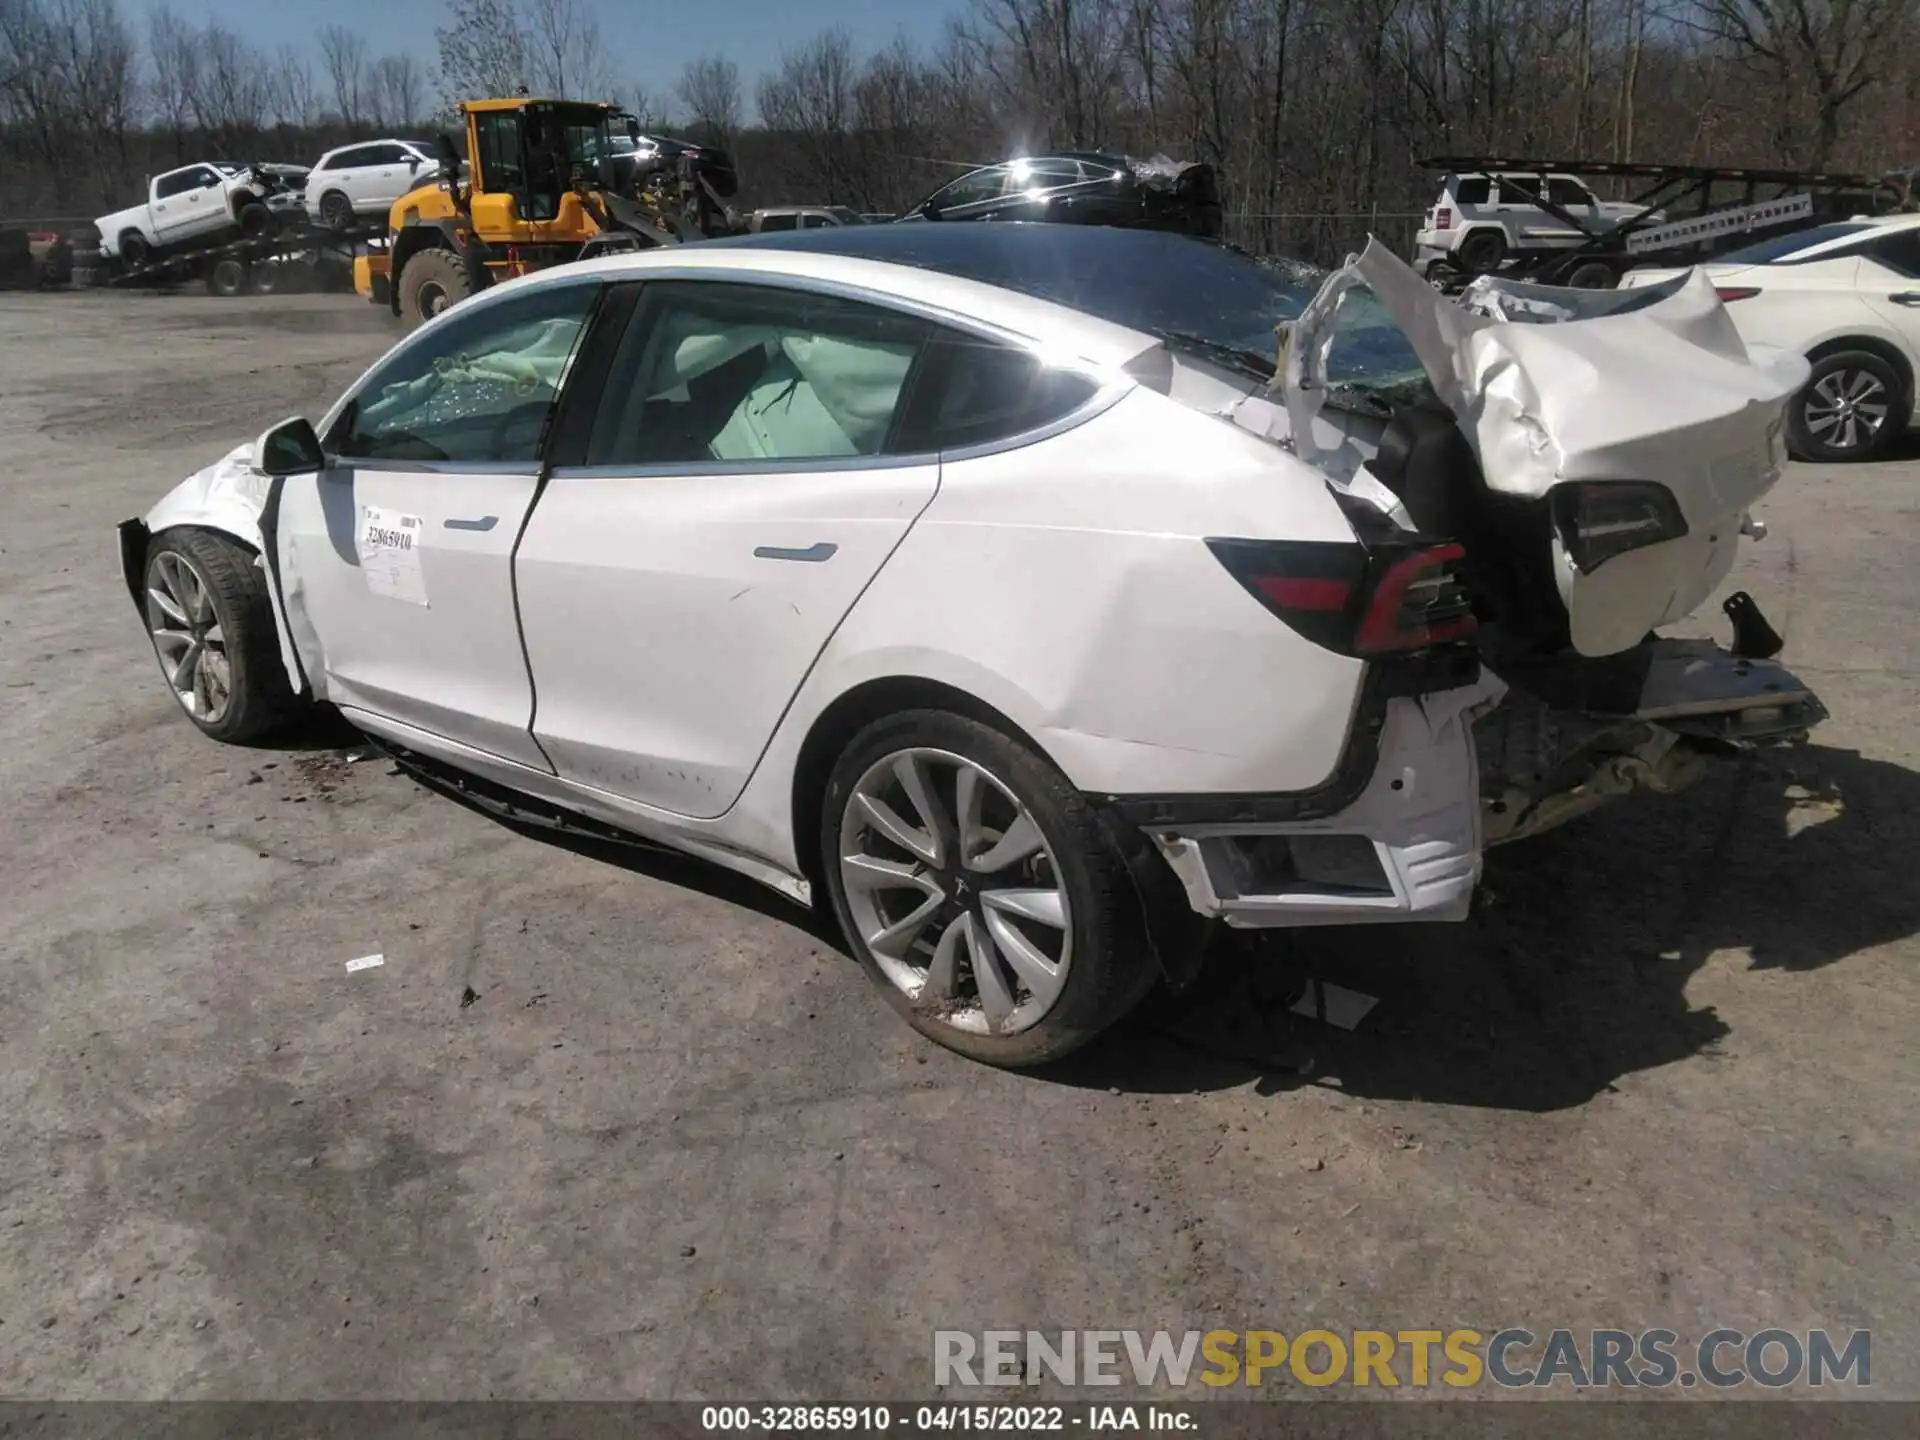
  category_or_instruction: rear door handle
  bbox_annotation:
[444,515,499,532]
[754,542,837,563]
[1890,292,1920,306]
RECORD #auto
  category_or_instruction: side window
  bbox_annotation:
[933,165,1010,210]
[1498,176,1541,203]
[585,282,931,466]
[892,329,1100,453]
[1547,178,1595,207]
[473,113,524,193]
[364,143,407,166]
[1454,178,1491,206]
[312,153,336,173]
[1866,230,1920,278]
[800,213,832,228]
[330,281,600,464]
[332,146,371,169]
[757,213,798,232]
[154,170,194,199]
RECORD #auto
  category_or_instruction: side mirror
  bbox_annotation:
[253,416,324,477]
[436,132,462,170]
[407,154,422,173]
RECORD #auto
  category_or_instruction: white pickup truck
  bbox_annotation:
[95,163,306,268]
[1415,170,1659,281]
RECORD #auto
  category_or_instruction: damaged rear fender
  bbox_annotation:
[131,442,316,700]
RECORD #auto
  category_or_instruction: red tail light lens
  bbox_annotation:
[1715,286,1760,302]
[1207,538,1478,658]
[1435,207,1453,231]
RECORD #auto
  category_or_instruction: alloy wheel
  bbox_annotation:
[1804,368,1889,452]
[146,551,233,724]
[838,747,1072,1036]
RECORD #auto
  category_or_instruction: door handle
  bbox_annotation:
[443,514,499,531]
[754,542,837,563]
[1889,292,1920,306]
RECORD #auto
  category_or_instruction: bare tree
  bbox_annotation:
[676,52,742,147]
[269,44,317,129]
[370,54,425,128]
[757,29,860,201]
[319,23,368,127]
[1691,0,1913,166]
[192,21,268,153]
[434,0,528,105]
[523,0,612,96]
[145,5,198,161]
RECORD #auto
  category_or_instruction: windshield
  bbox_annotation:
[1717,222,1876,265]
[721,223,1430,407]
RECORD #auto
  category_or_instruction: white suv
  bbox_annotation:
[1416,171,1655,280]
[305,139,438,229]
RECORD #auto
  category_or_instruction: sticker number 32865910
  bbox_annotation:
[357,505,429,607]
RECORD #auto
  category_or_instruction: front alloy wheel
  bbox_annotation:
[821,710,1159,1067]
[147,549,234,726]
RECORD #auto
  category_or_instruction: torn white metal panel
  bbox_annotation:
[1338,240,1808,656]
[140,442,318,699]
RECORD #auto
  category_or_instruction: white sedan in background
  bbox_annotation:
[1623,212,1920,461]
[305,138,439,229]
[117,225,1822,1067]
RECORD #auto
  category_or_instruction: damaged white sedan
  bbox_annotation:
[118,224,1824,1067]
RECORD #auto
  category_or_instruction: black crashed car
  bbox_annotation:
[900,152,1222,238]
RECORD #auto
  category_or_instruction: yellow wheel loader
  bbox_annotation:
[354,97,740,322]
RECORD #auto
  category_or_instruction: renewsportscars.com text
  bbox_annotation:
[933,1327,1871,1390]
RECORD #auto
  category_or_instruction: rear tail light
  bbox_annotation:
[1435,207,1453,231]
[1714,286,1760,302]
[1549,481,1689,573]
[1206,537,1478,657]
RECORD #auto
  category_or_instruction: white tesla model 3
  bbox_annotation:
[119,224,1824,1067]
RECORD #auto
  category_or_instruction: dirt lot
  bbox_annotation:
[0,291,1915,1402]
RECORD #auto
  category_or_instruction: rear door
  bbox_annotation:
[515,277,944,818]
[152,166,224,242]
[276,275,604,766]
[1857,227,1920,369]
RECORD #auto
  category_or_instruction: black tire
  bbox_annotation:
[236,201,273,238]
[1563,259,1618,290]
[819,709,1159,1068]
[248,261,280,295]
[319,190,355,230]
[398,246,471,323]
[1787,349,1908,463]
[143,528,303,744]
[1456,228,1506,273]
[206,257,248,297]
[118,229,150,268]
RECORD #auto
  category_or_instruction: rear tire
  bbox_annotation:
[118,230,150,268]
[1563,259,1618,290]
[205,257,248,297]
[1787,349,1907,462]
[143,529,304,744]
[819,709,1159,1069]
[1456,228,1506,273]
[319,190,355,230]
[398,247,471,323]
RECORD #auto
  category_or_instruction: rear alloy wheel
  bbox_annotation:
[1456,228,1505,273]
[319,190,355,230]
[144,529,301,743]
[399,247,471,323]
[1789,350,1906,462]
[821,710,1158,1068]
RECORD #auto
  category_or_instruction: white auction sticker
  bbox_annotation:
[357,505,429,607]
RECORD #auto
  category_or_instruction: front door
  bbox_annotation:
[276,275,604,768]
[153,166,223,243]
[516,278,945,818]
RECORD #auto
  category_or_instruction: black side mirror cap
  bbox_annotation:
[253,416,324,477]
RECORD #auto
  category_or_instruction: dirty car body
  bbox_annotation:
[118,223,1823,1067]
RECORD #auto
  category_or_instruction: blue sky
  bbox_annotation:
[162,0,958,114]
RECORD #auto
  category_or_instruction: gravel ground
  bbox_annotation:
[0,291,1915,1402]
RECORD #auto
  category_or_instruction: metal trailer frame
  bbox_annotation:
[1415,155,1914,291]
[94,216,388,297]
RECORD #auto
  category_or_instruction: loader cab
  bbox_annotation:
[465,99,621,226]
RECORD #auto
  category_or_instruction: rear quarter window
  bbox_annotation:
[894,330,1101,453]
[1454,178,1491,206]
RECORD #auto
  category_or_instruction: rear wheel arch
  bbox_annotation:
[1805,333,1914,403]
[790,676,1054,899]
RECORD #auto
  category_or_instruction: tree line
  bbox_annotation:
[4,0,1917,265]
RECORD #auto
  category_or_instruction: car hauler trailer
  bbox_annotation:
[1415,156,1914,291]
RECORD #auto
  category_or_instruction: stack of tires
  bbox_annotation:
[0,229,33,291]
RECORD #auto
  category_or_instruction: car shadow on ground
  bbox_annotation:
[1059,742,1920,1110]
[282,718,1919,1112]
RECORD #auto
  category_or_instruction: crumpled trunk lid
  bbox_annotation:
[1286,241,1808,657]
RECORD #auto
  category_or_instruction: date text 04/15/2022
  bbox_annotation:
[699,1404,1196,1432]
